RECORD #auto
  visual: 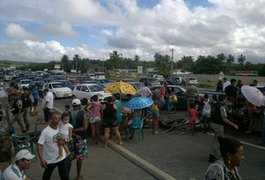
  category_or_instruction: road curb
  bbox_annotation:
[108,141,176,180]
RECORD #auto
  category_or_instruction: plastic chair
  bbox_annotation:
[129,117,144,140]
[11,134,37,159]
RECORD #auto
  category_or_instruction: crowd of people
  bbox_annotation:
[7,85,40,133]
[4,78,263,179]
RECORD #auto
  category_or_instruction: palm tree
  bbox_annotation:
[237,54,246,64]
[216,53,226,62]
[109,51,123,69]
[226,54,235,64]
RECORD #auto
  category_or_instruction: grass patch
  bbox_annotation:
[197,81,216,89]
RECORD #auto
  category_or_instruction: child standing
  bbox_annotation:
[151,93,160,134]
[58,112,73,158]
[87,95,102,144]
[188,103,197,135]
[200,94,211,133]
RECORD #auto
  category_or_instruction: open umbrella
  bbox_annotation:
[105,81,137,95]
[125,96,153,110]
[241,85,264,107]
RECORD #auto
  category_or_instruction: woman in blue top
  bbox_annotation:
[113,94,123,127]
[31,85,39,115]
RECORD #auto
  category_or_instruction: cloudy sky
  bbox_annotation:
[0,0,265,63]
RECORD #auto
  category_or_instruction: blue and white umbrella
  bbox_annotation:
[125,96,153,110]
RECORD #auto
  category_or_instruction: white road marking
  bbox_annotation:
[207,133,265,151]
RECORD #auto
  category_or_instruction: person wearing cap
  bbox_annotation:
[37,111,69,180]
[68,99,87,180]
[2,149,35,180]
[42,88,54,122]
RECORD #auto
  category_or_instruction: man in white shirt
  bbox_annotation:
[222,78,231,92]
[138,82,152,98]
[42,88,54,122]
[37,112,69,180]
[2,149,35,180]
[138,82,152,117]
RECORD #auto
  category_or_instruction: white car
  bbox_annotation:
[19,79,32,88]
[72,83,112,102]
[43,82,72,98]
[188,77,198,85]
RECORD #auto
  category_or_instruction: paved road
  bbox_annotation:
[9,98,265,179]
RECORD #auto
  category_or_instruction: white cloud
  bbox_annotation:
[1,0,265,63]
[0,40,100,62]
[46,22,77,37]
[5,23,37,40]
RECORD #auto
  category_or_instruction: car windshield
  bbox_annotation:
[190,78,197,80]
[89,85,103,92]
[52,83,66,88]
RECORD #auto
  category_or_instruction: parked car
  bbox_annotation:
[188,77,198,85]
[139,77,161,87]
[42,82,72,98]
[166,76,183,85]
[72,83,112,102]
[57,80,74,90]
[94,79,114,88]
[18,79,32,88]
[68,79,80,86]
[147,74,165,82]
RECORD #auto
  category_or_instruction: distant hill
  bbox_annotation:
[0,60,33,68]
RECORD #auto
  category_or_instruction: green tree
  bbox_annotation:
[177,56,194,71]
[134,55,140,62]
[73,54,81,72]
[154,53,171,75]
[216,53,226,62]
[193,55,222,74]
[237,54,246,64]
[109,51,123,69]
[61,54,71,72]
[226,54,235,64]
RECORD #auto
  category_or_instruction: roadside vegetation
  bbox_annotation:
[2,51,265,78]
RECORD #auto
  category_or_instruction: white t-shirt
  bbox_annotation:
[59,122,73,141]
[44,91,54,109]
[223,81,231,91]
[3,163,26,180]
[138,86,152,97]
[202,99,211,114]
[38,125,66,164]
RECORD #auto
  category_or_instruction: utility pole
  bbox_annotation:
[170,48,175,79]
[75,59,77,73]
